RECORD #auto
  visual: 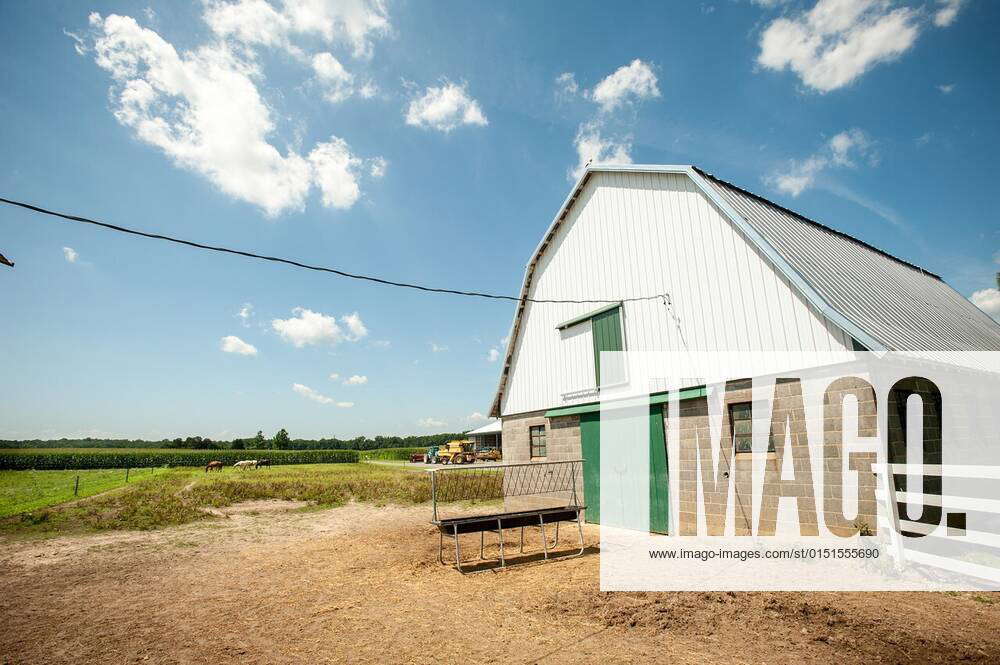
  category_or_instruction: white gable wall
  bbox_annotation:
[499,171,852,417]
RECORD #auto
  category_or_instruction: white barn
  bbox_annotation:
[488,164,1000,531]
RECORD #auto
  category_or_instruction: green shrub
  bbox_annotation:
[0,448,359,470]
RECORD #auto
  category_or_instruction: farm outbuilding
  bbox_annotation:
[465,419,502,453]
[489,164,1000,534]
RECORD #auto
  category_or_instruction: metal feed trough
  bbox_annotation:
[430,459,586,572]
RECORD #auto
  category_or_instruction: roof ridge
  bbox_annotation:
[691,166,942,281]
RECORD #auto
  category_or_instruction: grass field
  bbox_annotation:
[0,463,431,536]
[0,467,167,518]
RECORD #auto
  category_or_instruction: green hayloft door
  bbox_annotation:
[579,405,669,533]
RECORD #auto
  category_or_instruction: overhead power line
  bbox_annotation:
[0,196,668,305]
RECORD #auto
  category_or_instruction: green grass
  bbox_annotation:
[0,467,167,518]
[0,463,431,537]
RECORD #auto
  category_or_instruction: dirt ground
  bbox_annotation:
[2,502,999,664]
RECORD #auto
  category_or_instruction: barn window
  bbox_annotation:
[529,425,547,458]
[729,402,775,454]
[730,402,754,453]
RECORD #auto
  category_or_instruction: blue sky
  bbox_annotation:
[1,0,998,440]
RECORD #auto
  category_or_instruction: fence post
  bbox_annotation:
[74,475,79,497]
[125,467,130,483]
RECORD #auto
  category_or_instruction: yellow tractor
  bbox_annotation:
[437,439,475,465]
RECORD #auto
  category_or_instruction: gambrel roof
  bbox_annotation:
[490,165,1000,417]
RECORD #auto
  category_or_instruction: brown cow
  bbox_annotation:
[205,460,224,473]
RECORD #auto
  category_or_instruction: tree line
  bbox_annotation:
[0,431,469,451]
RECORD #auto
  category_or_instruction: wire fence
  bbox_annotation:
[0,467,161,518]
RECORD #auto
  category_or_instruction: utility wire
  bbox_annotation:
[0,196,668,305]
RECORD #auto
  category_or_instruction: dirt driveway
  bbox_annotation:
[1,503,999,664]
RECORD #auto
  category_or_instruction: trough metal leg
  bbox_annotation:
[480,531,485,559]
[539,515,549,560]
[576,508,585,555]
[497,519,505,568]
[554,522,560,547]
[438,531,445,565]
[520,526,524,553]
[453,524,462,573]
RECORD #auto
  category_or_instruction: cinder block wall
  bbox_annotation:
[674,379,878,537]
[501,410,547,463]
[501,411,584,510]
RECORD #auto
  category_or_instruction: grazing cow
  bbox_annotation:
[234,460,257,470]
[257,458,271,469]
[205,460,224,473]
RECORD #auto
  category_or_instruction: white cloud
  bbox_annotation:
[934,0,966,28]
[589,59,660,113]
[418,417,446,428]
[486,348,500,362]
[86,12,378,217]
[340,311,368,341]
[292,382,349,405]
[312,52,354,102]
[555,72,578,98]
[202,0,289,51]
[757,0,922,93]
[64,29,88,55]
[405,81,488,132]
[570,121,632,181]
[430,342,448,352]
[467,412,489,423]
[769,128,875,196]
[237,302,254,326]
[271,307,368,347]
[563,60,659,182]
[369,339,391,348]
[828,127,872,166]
[970,288,1000,321]
[220,335,258,356]
[204,0,390,59]
[369,156,387,178]
[308,137,362,208]
[62,247,79,263]
[329,372,340,380]
[343,374,367,385]
[915,132,932,147]
[937,83,955,94]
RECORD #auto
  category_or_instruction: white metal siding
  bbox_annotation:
[500,171,852,416]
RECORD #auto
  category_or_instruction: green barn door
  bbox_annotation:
[579,405,669,533]
[591,306,623,386]
[580,411,601,524]
[648,405,669,534]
